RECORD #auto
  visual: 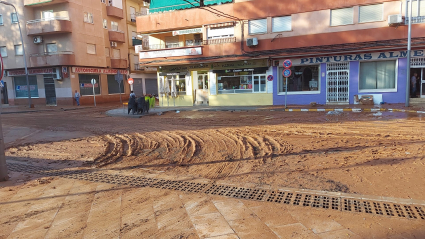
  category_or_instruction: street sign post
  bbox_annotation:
[283,59,292,69]
[128,78,134,85]
[91,79,97,107]
[115,71,123,104]
[267,75,273,81]
[282,68,292,109]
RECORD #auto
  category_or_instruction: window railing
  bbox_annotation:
[146,40,203,50]
[204,37,236,45]
[27,16,70,24]
[405,16,425,24]
[30,51,74,57]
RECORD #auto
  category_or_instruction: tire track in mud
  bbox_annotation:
[92,129,294,179]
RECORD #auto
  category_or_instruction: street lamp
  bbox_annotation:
[0,1,32,108]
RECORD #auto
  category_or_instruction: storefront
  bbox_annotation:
[157,59,273,107]
[273,49,425,105]
[71,67,130,105]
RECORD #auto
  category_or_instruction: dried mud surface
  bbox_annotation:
[4,108,425,200]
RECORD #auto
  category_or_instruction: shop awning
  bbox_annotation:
[149,0,233,13]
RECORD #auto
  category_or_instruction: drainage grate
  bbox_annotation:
[7,162,425,220]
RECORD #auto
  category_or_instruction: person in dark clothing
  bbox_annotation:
[137,97,145,114]
[128,96,137,114]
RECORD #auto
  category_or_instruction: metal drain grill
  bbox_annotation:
[7,162,425,220]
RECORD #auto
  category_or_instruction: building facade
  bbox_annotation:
[135,0,425,107]
[0,0,131,106]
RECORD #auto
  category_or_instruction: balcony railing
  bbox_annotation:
[26,16,72,35]
[29,51,75,67]
[30,51,74,57]
[140,38,236,51]
[27,16,69,24]
[204,37,236,45]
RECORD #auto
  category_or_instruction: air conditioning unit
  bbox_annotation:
[246,37,258,47]
[33,36,43,44]
[388,14,403,26]
[111,41,117,47]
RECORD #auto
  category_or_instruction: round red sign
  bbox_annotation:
[128,78,134,85]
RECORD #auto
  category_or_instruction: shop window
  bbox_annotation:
[79,74,100,95]
[359,61,396,91]
[330,8,354,26]
[14,76,38,98]
[0,46,7,57]
[272,16,291,32]
[11,13,18,23]
[46,43,57,54]
[207,26,234,39]
[84,12,93,23]
[217,70,267,94]
[279,65,320,93]
[166,75,185,95]
[111,21,118,31]
[107,75,124,94]
[359,4,383,23]
[14,44,23,56]
[87,44,96,54]
[248,19,267,35]
[0,15,3,25]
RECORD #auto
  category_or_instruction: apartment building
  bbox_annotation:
[136,0,425,107]
[125,0,157,97]
[0,0,130,106]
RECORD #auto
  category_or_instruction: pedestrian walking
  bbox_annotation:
[130,91,135,98]
[411,73,418,98]
[74,90,81,106]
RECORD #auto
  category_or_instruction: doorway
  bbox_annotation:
[44,76,57,105]
[326,62,350,104]
[1,82,8,105]
[195,73,208,105]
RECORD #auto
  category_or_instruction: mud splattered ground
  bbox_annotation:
[4,107,425,200]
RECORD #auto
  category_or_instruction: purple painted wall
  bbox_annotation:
[348,59,407,104]
[273,63,327,105]
[273,60,407,105]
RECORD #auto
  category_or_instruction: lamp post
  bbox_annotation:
[406,0,413,107]
[0,1,32,108]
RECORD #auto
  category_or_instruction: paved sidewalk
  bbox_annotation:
[1,167,424,239]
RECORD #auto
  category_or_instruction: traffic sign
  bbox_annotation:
[0,55,3,81]
[115,71,123,83]
[128,78,134,85]
[91,79,97,85]
[0,80,4,88]
[283,59,292,69]
[267,75,273,81]
[282,69,292,78]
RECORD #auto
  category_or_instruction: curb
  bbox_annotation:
[283,108,425,113]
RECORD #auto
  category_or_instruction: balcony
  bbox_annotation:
[111,59,127,69]
[106,5,124,19]
[204,37,236,45]
[26,17,72,36]
[109,30,126,43]
[24,0,68,7]
[29,52,75,67]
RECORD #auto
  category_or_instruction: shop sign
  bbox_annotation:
[293,49,425,65]
[7,68,54,76]
[72,67,128,75]
[140,47,202,59]
[211,59,268,70]
[172,28,202,36]
[159,59,269,74]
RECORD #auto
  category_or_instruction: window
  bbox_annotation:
[330,8,354,26]
[130,7,136,21]
[0,15,3,25]
[107,75,124,94]
[359,4,383,23]
[79,74,100,95]
[165,36,180,48]
[14,76,39,98]
[279,65,320,93]
[105,47,110,57]
[359,61,396,91]
[134,55,139,70]
[216,69,267,94]
[111,21,118,31]
[84,12,93,23]
[412,0,425,17]
[176,74,186,95]
[132,31,137,39]
[46,43,57,53]
[11,13,18,23]
[103,19,107,29]
[207,26,234,39]
[0,46,7,57]
[248,18,267,35]
[272,16,291,32]
[14,45,23,56]
[42,10,54,20]
[87,44,96,54]
[112,49,120,59]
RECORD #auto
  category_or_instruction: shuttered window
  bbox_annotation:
[272,16,291,32]
[359,4,383,23]
[411,0,425,17]
[248,19,267,35]
[330,8,354,26]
